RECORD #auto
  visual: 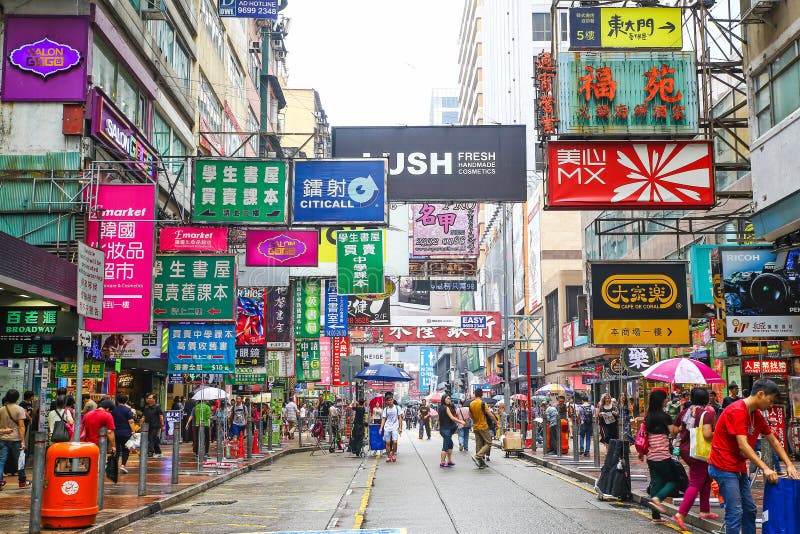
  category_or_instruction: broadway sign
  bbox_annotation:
[380,312,501,345]
[546,141,714,209]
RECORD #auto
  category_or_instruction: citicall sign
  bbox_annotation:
[600,274,679,310]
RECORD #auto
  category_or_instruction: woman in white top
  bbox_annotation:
[47,396,74,439]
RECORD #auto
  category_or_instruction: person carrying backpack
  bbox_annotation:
[578,396,595,457]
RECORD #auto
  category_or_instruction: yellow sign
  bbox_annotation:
[593,319,690,346]
[570,7,683,50]
[600,274,678,310]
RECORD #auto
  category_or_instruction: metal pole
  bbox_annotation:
[267,413,274,452]
[297,415,302,448]
[246,416,253,460]
[501,204,512,413]
[258,23,271,157]
[197,421,205,471]
[28,431,46,534]
[217,411,224,463]
[573,419,580,462]
[258,417,264,454]
[138,423,148,497]
[526,352,533,442]
[593,415,601,467]
[73,316,85,442]
[97,427,107,510]
[171,419,181,484]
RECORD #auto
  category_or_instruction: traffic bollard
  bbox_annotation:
[573,421,580,462]
[521,420,528,451]
[29,431,46,534]
[171,427,181,485]
[258,418,264,453]
[98,427,107,510]
[557,421,563,456]
[246,417,253,460]
[138,423,149,497]
[197,423,205,471]
[217,413,224,463]
[593,417,601,467]
[298,416,303,448]
[267,414,274,452]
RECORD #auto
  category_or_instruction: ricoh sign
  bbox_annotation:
[332,125,527,202]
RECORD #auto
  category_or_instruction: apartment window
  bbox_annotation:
[248,52,260,90]
[199,73,222,133]
[153,111,188,178]
[560,12,568,42]
[545,290,559,362]
[440,96,458,108]
[532,13,551,42]
[227,49,245,100]
[441,111,459,124]
[92,39,145,129]
[224,114,238,156]
[566,286,582,321]
[150,18,191,89]
[248,107,259,154]
[755,39,800,137]
[200,0,224,59]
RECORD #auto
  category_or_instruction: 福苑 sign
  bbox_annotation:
[236,287,266,346]
[291,159,388,225]
[293,279,322,339]
[324,280,349,337]
[1,16,89,102]
[412,203,479,257]
[245,230,318,267]
[100,326,162,359]
[381,312,501,345]
[743,359,788,376]
[267,286,291,349]
[558,52,698,135]
[167,324,235,374]
[85,183,156,334]
[54,361,105,379]
[193,159,287,224]
[621,347,655,373]
[332,125,527,202]
[0,308,76,339]
[217,0,278,19]
[77,242,105,320]
[569,7,682,50]
[296,340,321,382]
[589,261,690,346]
[336,230,384,295]
[534,52,558,140]
[332,336,349,386]
[546,141,714,209]
[348,296,390,326]
[153,254,236,321]
[160,227,228,252]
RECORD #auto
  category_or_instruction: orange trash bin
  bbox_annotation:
[560,419,569,453]
[41,442,100,529]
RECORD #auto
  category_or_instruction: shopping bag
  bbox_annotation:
[689,410,711,461]
[125,432,141,450]
[17,449,25,471]
[105,455,119,483]
[763,477,800,534]
[633,423,649,456]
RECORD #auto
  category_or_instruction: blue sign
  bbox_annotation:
[291,159,388,225]
[218,0,279,19]
[324,279,349,337]
[167,325,235,374]
[419,346,435,393]
[461,315,486,329]
[689,245,716,305]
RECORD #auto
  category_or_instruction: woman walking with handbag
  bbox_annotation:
[640,389,680,524]
[437,394,464,468]
[597,393,619,451]
[671,387,717,530]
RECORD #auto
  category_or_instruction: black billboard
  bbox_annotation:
[332,125,527,202]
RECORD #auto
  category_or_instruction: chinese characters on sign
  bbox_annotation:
[324,280,349,337]
[0,308,73,339]
[413,280,478,292]
[621,347,655,372]
[167,324,235,374]
[419,346,435,393]
[411,203,479,257]
[159,227,228,252]
[293,279,321,338]
[153,254,236,321]
[348,296,390,326]
[742,359,788,375]
[236,287,266,346]
[0,340,75,358]
[332,336,349,386]
[336,230,384,295]
[534,52,558,140]
[54,361,105,378]
[380,312,501,345]
[569,7,683,50]
[77,240,104,320]
[245,230,319,267]
[193,159,287,224]
[266,286,291,349]
[295,339,321,382]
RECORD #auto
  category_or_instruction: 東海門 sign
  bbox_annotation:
[569,7,683,50]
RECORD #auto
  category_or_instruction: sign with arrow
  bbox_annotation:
[167,324,235,374]
[569,7,682,50]
[153,254,236,321]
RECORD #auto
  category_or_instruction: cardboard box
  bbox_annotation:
[502,431,522,450]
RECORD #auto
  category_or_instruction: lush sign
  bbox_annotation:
[167,325,235,374]
[336,230,384,295]
[569,7,682,50]
[153,254,236,321]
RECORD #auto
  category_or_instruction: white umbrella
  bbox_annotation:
[192,386,229,401]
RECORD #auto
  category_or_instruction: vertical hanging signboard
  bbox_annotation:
[336,230,384,295]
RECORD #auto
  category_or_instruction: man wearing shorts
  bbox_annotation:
[380,394,402,462]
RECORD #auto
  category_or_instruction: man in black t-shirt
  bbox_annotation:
[142,394,165,457]
[418,399,431,439]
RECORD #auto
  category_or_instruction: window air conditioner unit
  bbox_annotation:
[741,0,780,23]
[250,42,261,54]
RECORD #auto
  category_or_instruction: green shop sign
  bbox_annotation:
[153,254,236,321]
[54,361,106,378]
[193,159,287,224]
[293,279,321,338]
[0,340,77,358]
[227,367,267,385]
[295,339,321,382]
[336,230,384,295]
[0,307,76,339]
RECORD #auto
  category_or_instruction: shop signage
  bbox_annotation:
[349,296,390,326]
[689,245,716,305]
[117,372,135,388]
[164,410,182,440]
[236,287,266,346]
[419,346,435,393]
[291,159,388,225]
[229,366,268,385]
[743,359,788,375]
[218,0,278,19]
[1,16,89,102]
[324,280,349,337]
[167,324,235,374]
[534,52,558,140]
[381,312,501,345]
[412,279,477,292]
[293,279,321,339]
[245,230,318,267]
[409,259,477,277]
[153,254,236,321]
[362,346,387,365]
[569,7,682,50]
[100,326,162,359]
[462,315,487,329]
[411,203,479,257]
[0,308,75,339]
[589,261,690,346]
[267,350,293,378]
[296,339,321,382]
[332,336,349,386]
[193,159,287,224]
[767,405,786,448]
[0,339,76,358]
[332,125,527,202]
[160,227,228,252]
[85,183,156,334]
[336,230,384,295]
[235,345,265,368]
[266,286,291,349]
[54,361,105,378]
[562,322,575,350]
[319,336,332,385]
[558,52,698,135]
[621,347,655,372]
[77,242,104,320]
[546,141,714,209]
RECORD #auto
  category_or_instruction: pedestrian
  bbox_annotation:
[619,391,634,442]
[80,398,117,453]
[639,389,680,524]
[380,394,402,463]
[0,390,30,489]
[47,395,74,442]
[708,379,799,534]
[141,393,165,458]
[545,400,560,454]
[670,387,717,530]
[81,393,97,415]
[577,395,595,457]
[404,405,413,430]
[708,391,723,418]
[437,394,464,468]
[455,400,472,452]
[468,389,496,468]
[329,402,341,452]
[185,401,211,458]
[170,396,184,411]
[597,393,619,450]
[283,397,298,439]
[418,399,432,440]
[721,382,740,410]
[348,398,366,456]
[666,393,683,424]
[49,387,68,412]
[230,396,247,439]
[111,394,135,474]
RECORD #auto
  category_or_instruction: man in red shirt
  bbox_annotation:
[81,399,116,456]
[708,379,798,534]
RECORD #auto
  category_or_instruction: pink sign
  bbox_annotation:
[246,230,318,266]
[319,336,331,386]
[160,226,228,252]
[85,184,156,333]
[412,203,479,257]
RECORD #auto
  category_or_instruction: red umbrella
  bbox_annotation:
[511,394,528,402]
[427,391,442,403]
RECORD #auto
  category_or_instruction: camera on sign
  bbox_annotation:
[725,262,800,314]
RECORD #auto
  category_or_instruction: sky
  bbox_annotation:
[283,0,463,127]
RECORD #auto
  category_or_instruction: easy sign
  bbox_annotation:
[461,315,487,329]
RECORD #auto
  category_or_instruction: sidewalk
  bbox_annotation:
[0,431,314,534]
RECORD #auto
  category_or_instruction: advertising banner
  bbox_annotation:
[411,203,479,257]
[246,230,318,266]
[293,279,322,339]
[77,242,104,320]
[266,286,291,349]
[160,227,228,252]
[558,52,698,135]
[100,325,162,359]
[362,346,387,365]
[319,336,331,386]
[153,254,236,321]
[569,7,682,50]
[236,287,266,346]
[295,339,321,382]
[54,361,105,378]
[235,346,266,368]
[193,159,287,224]
[291,159,388,225]
[535,52,558,140]
[336,230,384,295]
[411,280,477,292]
[743,359,789,375]
[546,141,714,209]
[381,312,501,345]
[419,346,435,393]
[332,336,349,386]
[229,366,267,385]
[1,16,89,102]
[717,247,800,338]
[689,245,716,305]
[0,340,76,358]
[167,324,235,374]
[85,183,156,334]
[589,261,690,346]
[526,200,542,312]
[164,410,182,440]
[218,0,278,18]
[324,280,349,337]
[349,296,390,326]
[332,125,527,202]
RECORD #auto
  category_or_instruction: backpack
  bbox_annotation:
[51,409,70,443]
[579,404,593,425]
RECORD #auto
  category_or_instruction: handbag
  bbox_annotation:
[105,454,119,483]
[763,477,800,534]
[689,409,712,461]
[634,423,649,455]
[125,432,141,450]
[671,457,689,494]
[51,410,70,443]
[17,449,26,471]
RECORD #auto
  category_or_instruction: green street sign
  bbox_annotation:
[293,279,321,339]
[227,367,267,385]
[54,361,106,378]
[336,230,384,295]
[295,339,321,382]
[153,254,236,321]
[193,159,288,224]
